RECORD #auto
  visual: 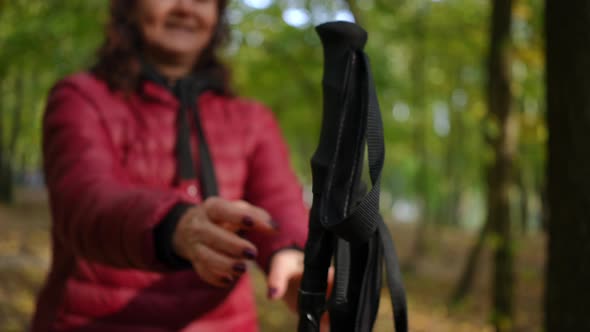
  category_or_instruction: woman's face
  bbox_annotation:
[136,0,218,63]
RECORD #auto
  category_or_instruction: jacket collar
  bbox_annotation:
[139,81,219,108]
[139,62,225,108]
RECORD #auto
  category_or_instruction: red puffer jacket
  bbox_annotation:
[31,72,308,332]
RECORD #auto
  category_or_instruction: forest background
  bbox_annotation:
[0,0,563,331]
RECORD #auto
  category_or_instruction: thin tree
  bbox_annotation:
[344,0,363,27]
[450,5,517,329]
[486,0,516,330]
[545,1,590,330]
[0,76,13,203]
[450,219,492,304]
[0,71,24,204]
[406,2,431,269]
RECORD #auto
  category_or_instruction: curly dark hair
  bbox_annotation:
[92,0,232,95]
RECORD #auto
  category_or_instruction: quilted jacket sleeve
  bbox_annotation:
[43,80,194,271]
[243,103,309,272]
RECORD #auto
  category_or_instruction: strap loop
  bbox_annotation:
[318,48,408,331]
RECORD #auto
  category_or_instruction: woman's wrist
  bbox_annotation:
[267,245,304,271]
[154,203,194,269]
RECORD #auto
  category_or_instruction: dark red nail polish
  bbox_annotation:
[269,219,280,230]
[233,263,247,273]
[242,216,254,227]
[243,248,257,259]
[221,276,233,284]
[267,287,277,299]
[237,229,247,238]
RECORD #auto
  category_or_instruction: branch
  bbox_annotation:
[0,77,4,151]
[9,73,23,157]
[344,0,364,27]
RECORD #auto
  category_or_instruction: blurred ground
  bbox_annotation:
[0,189,543,332]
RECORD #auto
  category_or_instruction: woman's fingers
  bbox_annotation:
[190,243,248,287]
[203,197,275,233]
[172,198,279,288]
[267,249,304,301]
[198,220,259,260]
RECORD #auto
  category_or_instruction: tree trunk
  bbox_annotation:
[0,76,12,204]
[517,169,529,234]
[9,74,23,156]
[450,218,491,305]
[545,1,590,330]
[0,73,24,204]
[0,76,4,150]
[344,0,363,27]
[0,161,14,203]
[406,4,430,269]
[445,70,467,227]
[487,0,516,331]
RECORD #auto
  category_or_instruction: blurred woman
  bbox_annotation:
[31,0,309,331]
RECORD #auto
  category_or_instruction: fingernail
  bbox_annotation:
[243,248,257,260]
[269,219,280,230]
[233,263,247,273]
[242,216,254,227]
[221,276,233,285]
[237,229,248,238]
[267,287,277,299]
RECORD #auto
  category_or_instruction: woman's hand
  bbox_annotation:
[267,249,333,331]
[173,197,275,287]
[267,249,305,311]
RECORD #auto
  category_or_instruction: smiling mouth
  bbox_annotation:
[165,22,197,33]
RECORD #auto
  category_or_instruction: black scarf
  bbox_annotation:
[142,63,222,198]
